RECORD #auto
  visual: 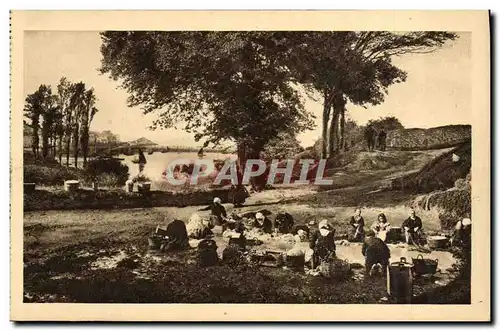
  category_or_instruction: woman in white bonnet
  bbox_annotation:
[309,219,336,267]
[451,217,472,248]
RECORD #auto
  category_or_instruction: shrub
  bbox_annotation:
[387,125,471,151]
[84,158,129,187]
[391,142,471,193]
[23,164,81,186]
[97,173,122,188]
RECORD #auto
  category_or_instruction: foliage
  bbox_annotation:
[366,116,404,132]
[99,31,314,158]
[24,78,99,167]
[83,158,129,186]
[391,141,471,193]
[285,32,458,157]
[387,124,471,151]
[262,132,304,161]
[23,164,82,186]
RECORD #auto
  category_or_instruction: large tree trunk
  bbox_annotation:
[339,108,346,151]
[328,107,340,158]
[80,129,89,167]
[65,132,71,167]
[31,126,39,160]
[41,127,49,158]
[73,124,79,168]
[321,88,331,159]
[58,133,64,164]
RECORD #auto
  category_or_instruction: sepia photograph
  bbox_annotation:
[10,10,490,321]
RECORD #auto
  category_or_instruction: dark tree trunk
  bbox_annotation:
[32,127,39,160]
[41,128,49,158]
[321,88,331,159]
[73,124,79,168]
[58,133,64,164]
[328,107,340,158]
[65,132,71,167]
[81,129,89,167]
[339,108,346,152]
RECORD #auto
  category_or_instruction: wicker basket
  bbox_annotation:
[412,254,439,276]
[319,259,351,279]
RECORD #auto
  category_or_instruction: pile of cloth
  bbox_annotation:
[186,213,213,239]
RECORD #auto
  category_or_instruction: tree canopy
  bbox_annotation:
[99,31,314,158]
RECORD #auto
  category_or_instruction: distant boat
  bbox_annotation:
[198,147,205,158]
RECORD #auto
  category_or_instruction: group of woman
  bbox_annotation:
[348,209,393,243]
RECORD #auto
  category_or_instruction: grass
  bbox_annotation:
[22,144,472,304]
[391,142,471,193]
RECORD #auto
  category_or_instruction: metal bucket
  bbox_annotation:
[387,257,414,303]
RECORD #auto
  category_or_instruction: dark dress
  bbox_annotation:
[364,126,376,151]
[377,131,387,151]
[310,230,336,266]
[164,219,189,251]
[232,185,248,207]
[348,216,365,242]
[201,203,227,225]
[274,212,294,234]
[253,217,274,234]
[362,236,391,274]
[402,216,423,233]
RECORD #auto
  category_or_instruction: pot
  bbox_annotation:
[427,235,448,250]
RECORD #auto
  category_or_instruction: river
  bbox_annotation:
[120,152,237,181]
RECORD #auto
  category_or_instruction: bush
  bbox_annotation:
[391,142,471,193]
[387,125,471,151]
[24,164,82,186]
[84,158,129,187]
[96,173,122,188]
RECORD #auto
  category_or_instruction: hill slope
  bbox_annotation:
[391,141,471,193]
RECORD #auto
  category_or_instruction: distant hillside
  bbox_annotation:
[391,141,471,193]
[126,137,157,146]
[387,124,471,151]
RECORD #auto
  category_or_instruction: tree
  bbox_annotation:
[99,31,314,188]
[367,116,404,132]
[69,82,86,168]
[24,85,59,159]
[24,90,43,159]
[287,32,458,157]
[262,132,304,161]
[79,88,98,166]
[57,77,74,165]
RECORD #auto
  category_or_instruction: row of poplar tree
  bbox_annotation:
[24,77,98,168]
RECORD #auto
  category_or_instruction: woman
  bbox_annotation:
[309,219,336,268]
[199,197,227,226]
[253,212,274,234]
[371,213,390,242]
[348,208,365,242]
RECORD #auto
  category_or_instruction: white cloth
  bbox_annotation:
[319,228,330,237]
[319,219,329,229]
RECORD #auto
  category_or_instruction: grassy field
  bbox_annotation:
[22,147,471,304]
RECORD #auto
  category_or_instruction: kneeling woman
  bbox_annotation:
[309,220,336,268]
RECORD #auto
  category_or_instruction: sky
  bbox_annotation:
[23,31,471,148]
